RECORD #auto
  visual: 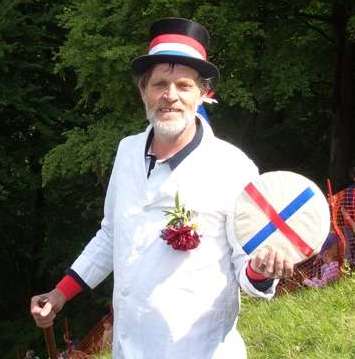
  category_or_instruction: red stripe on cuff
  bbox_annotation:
[56,275,83,301]
[246,261,268,282]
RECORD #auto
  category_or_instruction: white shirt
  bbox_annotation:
[71,120,278,358]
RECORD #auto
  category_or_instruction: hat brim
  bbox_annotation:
[132,54,220,82]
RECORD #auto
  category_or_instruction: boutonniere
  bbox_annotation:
[161,192,200,251]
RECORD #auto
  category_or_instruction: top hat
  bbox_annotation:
[132,18,219,81]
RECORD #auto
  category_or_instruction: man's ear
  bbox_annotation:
[138,82,145,99]
[200,88,217,105]
[199,87,209,105]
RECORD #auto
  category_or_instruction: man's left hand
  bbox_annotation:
[250,245,294,279]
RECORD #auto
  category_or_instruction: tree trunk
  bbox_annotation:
[330,1,354,191]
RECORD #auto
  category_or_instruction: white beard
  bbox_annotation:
[146,107,197,140]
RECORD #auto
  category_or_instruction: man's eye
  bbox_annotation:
[179,83,193,90]
[153,82,166,88]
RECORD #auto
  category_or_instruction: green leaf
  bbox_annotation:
[167,218,178,226]
[163,210,176,216]
[174,191,180,210]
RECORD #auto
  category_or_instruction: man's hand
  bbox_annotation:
[30,288,67,328]
[250,245,294,279]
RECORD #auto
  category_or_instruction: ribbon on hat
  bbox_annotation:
[242,183,314,256]
[202,90,218,104]
[149,34,207,60]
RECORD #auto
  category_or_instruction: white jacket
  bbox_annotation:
[71,120,277,358]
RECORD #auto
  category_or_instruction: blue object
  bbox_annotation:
[197,104,209,123]
[242,187,315,254]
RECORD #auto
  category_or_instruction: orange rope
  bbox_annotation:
[327,179,345,267]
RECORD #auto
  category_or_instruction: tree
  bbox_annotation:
[54,0,354,189]
[195,0,354,189]
[330,1,354,189]
[0,1,94,356]
[1,0,354,355]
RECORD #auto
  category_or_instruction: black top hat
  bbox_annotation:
[132,18,219,81]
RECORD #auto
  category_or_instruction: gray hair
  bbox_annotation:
[135,63,212,94]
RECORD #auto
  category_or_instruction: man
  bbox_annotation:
[31,18,293,358]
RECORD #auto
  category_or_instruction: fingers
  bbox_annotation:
[250,250,265,272]
[250,245,274,276]
[30,288,66,329]
[36,310,56,328]
[250,246,294,279]
[40,301,53,317]
[31,295,56,328]
[265,249,276,275]
[282,259,294,278]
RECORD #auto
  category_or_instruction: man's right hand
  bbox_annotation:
[30,288,67,328]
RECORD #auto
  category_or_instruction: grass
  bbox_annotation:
[239,275,355,359]
[92,353,111,359]
[91,276,355,359]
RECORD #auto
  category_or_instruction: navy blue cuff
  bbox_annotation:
[249,278,274,292]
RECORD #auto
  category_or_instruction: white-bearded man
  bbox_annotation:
[31,18,293,359]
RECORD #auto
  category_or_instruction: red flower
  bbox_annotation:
[161,192,201,251]
[161,225,200,251]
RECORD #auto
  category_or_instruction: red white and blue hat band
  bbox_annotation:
[148,34,207,60]
[131,18,219,80]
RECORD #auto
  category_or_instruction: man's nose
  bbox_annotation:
[163,84,178,101]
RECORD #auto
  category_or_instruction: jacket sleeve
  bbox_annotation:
[226,214,279,299]
[224,155,279,299]
[69,148,120,289]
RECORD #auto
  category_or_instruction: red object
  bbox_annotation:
[328,179,355,267]
[56,275,83,301]
[246,261,268,281]
[161,225,200,250]
[245,183,313,257]
[149,34,207,59]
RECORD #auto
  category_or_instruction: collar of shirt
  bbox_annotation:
[144,119,203,175]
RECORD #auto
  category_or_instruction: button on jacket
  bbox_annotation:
[71,120,278,358]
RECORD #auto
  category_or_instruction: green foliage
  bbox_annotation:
[348,15,355,41]
[239,276,355,358]
[92,352,112,359]
[0,0,72,318]
[1,0,354,356]
[54,0,334,113]
[0,1,107,355]
[42,114,144,186]
[0,319,44,359]
[163,192,193,227]
[202,1,333,111]
[56,0,148,111]
[53,0,353,184]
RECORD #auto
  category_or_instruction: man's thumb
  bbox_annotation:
[40,302,53,317]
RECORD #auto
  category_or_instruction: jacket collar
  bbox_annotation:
[145,119,204,170]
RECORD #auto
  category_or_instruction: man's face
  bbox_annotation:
[140,64,204,139]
